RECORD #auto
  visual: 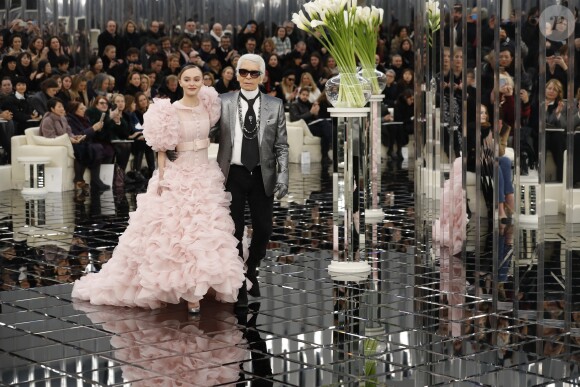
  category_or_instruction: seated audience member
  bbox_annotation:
[467,104,514,221]
[2,76,40,135]
[202,72,215,87]
[157,74,183,102]
[265,53,284,87]
[69,75,90,106]
[134,91,149,125]
[28,78,60,116]
[30,59,52,91]
[103,93,135,184]
[123,94,153,180]
[289,88,332,166]
[66,100,110,193]
[389,88,414,161]
[85,95,116,169]
[383,69,399,107]
[56,74,73,105]
[214,66,239,94]
[40,98,109,191]
[275,70,298,109]
[125,71,142,96]
[297,72,321,104]
[88,73,110,102]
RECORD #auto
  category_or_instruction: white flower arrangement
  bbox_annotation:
[292,0,369,107]
[353,5,384,94]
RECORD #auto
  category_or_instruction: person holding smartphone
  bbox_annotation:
[66,100,110,195]
[39,98,109,192]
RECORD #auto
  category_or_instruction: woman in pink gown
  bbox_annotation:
[72,65,246,312]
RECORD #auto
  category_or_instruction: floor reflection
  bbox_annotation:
[2,161,580,385]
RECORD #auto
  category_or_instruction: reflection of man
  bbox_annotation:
[213,54,289,307]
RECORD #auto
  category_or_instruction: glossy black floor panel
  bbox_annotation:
[2,161,580,385]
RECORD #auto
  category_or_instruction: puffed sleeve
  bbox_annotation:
[198,86,221,127]
[143,98,179,151]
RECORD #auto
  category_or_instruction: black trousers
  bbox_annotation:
[308,120,333,158]
[226,165,274,268]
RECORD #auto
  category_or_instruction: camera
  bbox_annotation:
[110,103,117,111]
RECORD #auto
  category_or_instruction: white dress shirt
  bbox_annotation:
[231,88,260,166]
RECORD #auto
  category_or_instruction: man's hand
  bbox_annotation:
[166,150,178,162]
[274,183,288,200]
[0,110,13,121]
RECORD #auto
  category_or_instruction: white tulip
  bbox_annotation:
[371,6,384,24]
[292,10,310,31]
[304,2,319,19]
[426,0,440,17]
[312,20,328,29]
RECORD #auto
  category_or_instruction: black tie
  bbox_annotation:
[240,93,260,171]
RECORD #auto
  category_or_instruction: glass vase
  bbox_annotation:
[359,67,387,95]
[324,71,372,108]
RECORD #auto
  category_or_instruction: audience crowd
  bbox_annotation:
[0,6,578,185]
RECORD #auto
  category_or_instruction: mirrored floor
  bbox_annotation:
[2,160,580,386]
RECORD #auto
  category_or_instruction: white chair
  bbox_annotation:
[286,113,322,164]
[11,127,76,191]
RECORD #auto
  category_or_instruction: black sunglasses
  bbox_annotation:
[238,69,261,78]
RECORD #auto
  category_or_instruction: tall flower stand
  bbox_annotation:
[327,107,372,279]
[366,95,385,221]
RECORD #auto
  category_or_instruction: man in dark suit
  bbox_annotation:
[213,54,289,307]
[97,20,121,57]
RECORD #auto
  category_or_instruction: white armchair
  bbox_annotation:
[11,127,76,191]
[286,113,322,164]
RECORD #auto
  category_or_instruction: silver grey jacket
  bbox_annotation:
[211,91,289,196]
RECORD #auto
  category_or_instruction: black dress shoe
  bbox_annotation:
[235,282,248,309]
[247,272,261,297]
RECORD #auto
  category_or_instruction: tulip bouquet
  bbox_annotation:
[427,0,441,48]
[292,0,369,107]
[353,5,385,94]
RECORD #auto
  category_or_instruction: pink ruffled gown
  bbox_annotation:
[72,87,246,308]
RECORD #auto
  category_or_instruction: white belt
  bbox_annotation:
[176,139,211,152]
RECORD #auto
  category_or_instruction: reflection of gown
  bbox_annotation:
[72,87,246,308]
[73,301,248,386]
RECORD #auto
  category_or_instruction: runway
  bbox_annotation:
[2,161,580,386]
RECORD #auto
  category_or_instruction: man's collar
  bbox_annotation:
[240,89,260,100]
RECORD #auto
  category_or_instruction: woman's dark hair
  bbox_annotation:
[37,59,50,73]
[47,36,61,49]
[28,37,43,53]
[8,33,22,47]
[399,88,414,102]
[16,51,31,64]
[47,97,64,112]
[40,78,59,92]
[66,100,82,115]
[88,54,101,68]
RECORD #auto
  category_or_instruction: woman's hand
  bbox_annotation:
[93,121,104,131]
[499,84,513,96]
[556,100,565,116]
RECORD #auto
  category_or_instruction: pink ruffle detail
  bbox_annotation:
[72,159,246,308]
[73,303,248,386]
[143,98,180,151]
[197,86,221,127]
[432,157,467,256]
